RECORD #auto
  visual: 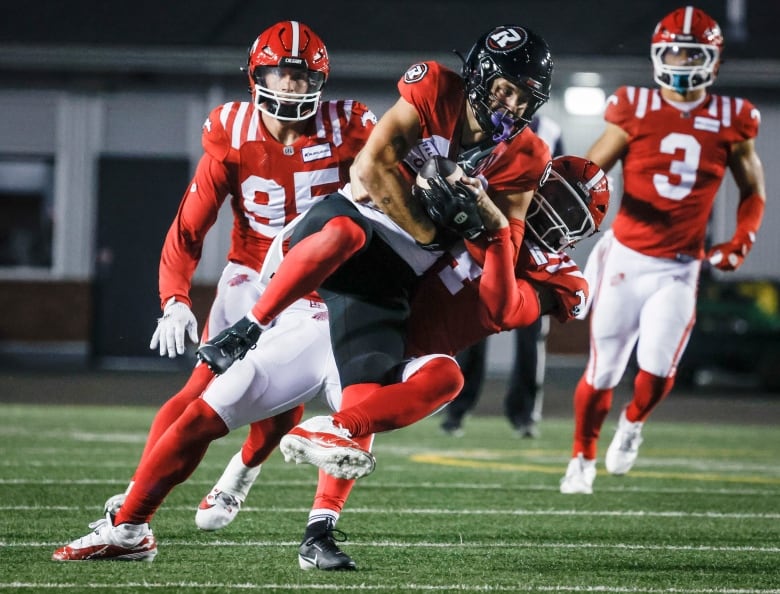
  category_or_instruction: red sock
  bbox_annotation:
[311,434,373,513]
[240,405,305,466]
[251,217,366,325]
[135,363,214,472]
[333,357,464,436]
[571,375,613,460]
[626,369,674,422]
[115,398,228,525]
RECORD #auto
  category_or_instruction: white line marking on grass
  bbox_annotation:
[1,583,779,593]
[4,505,779,520]
[1,478,778,496]
[7,540,780,554]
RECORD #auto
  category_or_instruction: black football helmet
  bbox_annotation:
[462,25,553,143]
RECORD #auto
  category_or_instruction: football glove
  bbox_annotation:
[150,297,199,358]
[413,156,486,241]
[706,192,764,272]
[707,238,753,271]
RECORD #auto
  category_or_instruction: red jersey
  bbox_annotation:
[405,226,586,357]
[606,86,760,259]
[406,227,539,357]
[397,61,550,194]
[158,100,376,307]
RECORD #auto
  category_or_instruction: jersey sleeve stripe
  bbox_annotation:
[329,101,342,146]
[247,107,260,141]
[231,102,250,149]
[635,87,650,118]
[721,96,732,127]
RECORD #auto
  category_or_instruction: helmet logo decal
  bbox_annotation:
[404,63,429,84]
[486,26,527,53]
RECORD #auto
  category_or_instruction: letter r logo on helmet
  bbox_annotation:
[487,26,527,52]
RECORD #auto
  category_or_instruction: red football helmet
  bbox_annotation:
[246,21,330,121]
[525,155,610,252]
[651,6,723,93]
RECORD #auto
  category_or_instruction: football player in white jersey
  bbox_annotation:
[560,6,766,495]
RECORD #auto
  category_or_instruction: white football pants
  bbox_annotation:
[582,232,701,389]
[199,261,341,430]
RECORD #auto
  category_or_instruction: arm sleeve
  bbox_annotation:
[158,153,231,308]
[476,225,540,332]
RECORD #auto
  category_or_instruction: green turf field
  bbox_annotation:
[1,403,778,593]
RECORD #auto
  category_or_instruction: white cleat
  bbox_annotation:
[195,452,261,531]
[195,488,242,531]
[605,409,644,475]
[279,416,376,480]
[560,453,597,494]
[52,514,157,562]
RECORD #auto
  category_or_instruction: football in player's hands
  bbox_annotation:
[413,156,486,241]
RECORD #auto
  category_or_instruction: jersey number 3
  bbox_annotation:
[652,132,701,201]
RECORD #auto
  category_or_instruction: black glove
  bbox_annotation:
[413,156,486,241]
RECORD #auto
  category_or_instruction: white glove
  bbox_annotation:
[149,297,199,358]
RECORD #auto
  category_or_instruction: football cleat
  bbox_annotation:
[103,493,126,522]
[195,488,242,531]
[197,316,262,374]
[279,416,376,480]
[605,408,644,475]
[299,525,357,571]
[559,453,596,495]
[440,416,464,437]
[52,514,157,562]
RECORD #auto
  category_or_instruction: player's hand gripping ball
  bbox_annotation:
[413,156,486,241]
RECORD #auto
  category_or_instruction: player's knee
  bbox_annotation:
[405,354,464,400]
[177,398,229,440]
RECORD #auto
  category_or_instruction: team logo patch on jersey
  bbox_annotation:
[486,26,528,53]
[404,63,428,84]
[302,143,332,162]
[694,116,720,133]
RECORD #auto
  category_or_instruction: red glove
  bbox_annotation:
[707,193,764,272]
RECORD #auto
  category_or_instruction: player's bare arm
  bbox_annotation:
[469,178,509,231]
[492,188,534,223]
[351,97,437,244]
[728,138,766,200]
[585,122,629,172]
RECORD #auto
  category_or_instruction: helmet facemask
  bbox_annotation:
[651,42,719,93]
[252,61,326,121]
[466,59,547,143]
[526,163,608,252]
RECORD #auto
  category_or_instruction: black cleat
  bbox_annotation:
[298,526,357,571]
[440,416,464,437]
[197,317,262,374]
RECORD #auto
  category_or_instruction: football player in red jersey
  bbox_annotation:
[193,24,557,569]
[52,21,377,562]
[560,6,766,495]
[283,155,609,569]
